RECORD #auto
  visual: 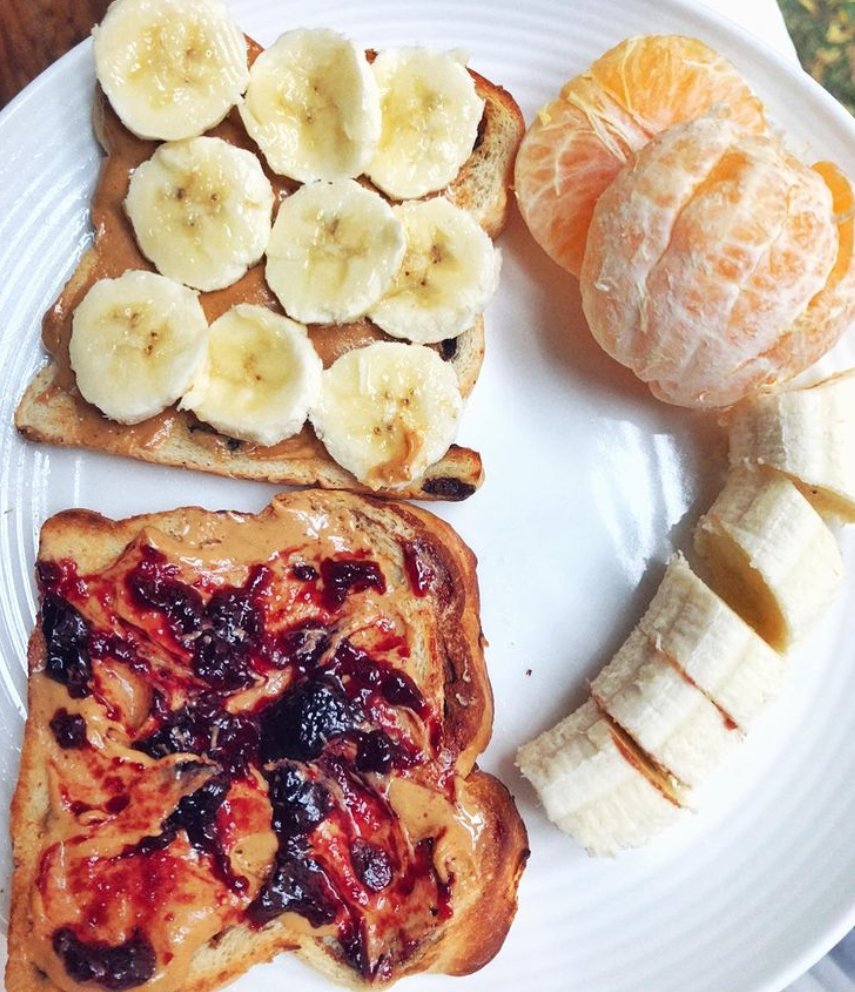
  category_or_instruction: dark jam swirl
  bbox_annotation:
[42,594,92,698]
[126,549,268,692]
[49,709,87,749]
[43,547,450,986]
[52,928,156,991]
[125,773,247,894]
[248,764,339,927]
[134,694,259,779]
[319,558,386,610]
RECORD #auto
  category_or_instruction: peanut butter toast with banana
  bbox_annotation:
[15,0,524,501]
[7,490,528,992]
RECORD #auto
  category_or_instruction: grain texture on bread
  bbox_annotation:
[7,491,528,992]
[14,40,524,500]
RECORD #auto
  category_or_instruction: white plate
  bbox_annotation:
[2,1,855,990]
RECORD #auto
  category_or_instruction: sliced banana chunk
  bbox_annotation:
[639,554,786,732]
[70,270,209,424]
[729,368,855,521]
[695,466,845,652]
[125,136,274,292]
[310,341,462,489]
[239,28,381,182]
[265,180,405,325]
[517,699,684,857]
[93,0,249,141]
[590,628,740,791]
[368,198,500,344]
[367,48,485,200]
[181,304,321,446]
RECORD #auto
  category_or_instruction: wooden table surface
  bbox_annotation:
[0,0,110,109]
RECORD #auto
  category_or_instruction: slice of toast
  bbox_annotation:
[14,39,524,501]
[7,490,528,992]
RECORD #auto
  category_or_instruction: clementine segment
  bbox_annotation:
[580,117,840,408]
[769,161,855,383]
[514,35,766,276]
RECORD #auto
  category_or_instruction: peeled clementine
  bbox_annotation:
[514,35,767,277]
[579,116,853,408]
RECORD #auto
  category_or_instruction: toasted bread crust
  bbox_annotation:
[7,492,528,992]
[448,68,525,239]
[14,46,524,500]
[16,360,485,501]
[7,632,53,992]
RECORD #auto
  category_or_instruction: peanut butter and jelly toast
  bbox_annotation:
[7,490,528,991]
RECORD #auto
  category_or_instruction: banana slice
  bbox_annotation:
[368,198,500,344]
[125,136,274,292]
[70,271,209,424]
[729,368,855,521]
[309,341,462,489]
[181,304,321,446]
[590,628,740,791]
[695,466,845,652]
[638,554,786,732]
[239,28,381,182]
[517,699,684,857]
[265,180,405,324]
[366,48,485,200]
[93,0,248,141]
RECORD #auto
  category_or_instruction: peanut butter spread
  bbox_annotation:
[24,496,483,991]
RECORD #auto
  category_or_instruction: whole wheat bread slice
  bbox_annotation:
[14,40,524,501]
[7,490,528,991]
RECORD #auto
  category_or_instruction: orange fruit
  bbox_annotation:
[514,35,767,277]
[579,116,851,408]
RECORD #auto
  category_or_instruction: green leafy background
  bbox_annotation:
[780,0,855,110]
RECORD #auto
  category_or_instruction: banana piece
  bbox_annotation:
[239,28,381,182]
[638,554,786,732]
[695,466,845,651]
[93,0,248,141]
[590,628,740,790]
[309,341,462,489]
[366,48,485,200]
[125,137,274,292]
[729,368,855,521]
[517,699,684,857]
[265,180,405,325]
[70,271,209,424]
[180,304,322,446]
[368,198,500,344]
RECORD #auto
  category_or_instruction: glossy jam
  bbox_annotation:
[49,709,87,749]
[249,838,339,928]
[52,927,156,991]
[127,774,247,893]
[127,550,268,691]
[42,594,92,698]
[402,541,435,597]
[127,548,204,639]
[134,694,259,779]
[260,680,359,763]
[272,619,330,671]
[350,839,393,892]
[319,558,386,610]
